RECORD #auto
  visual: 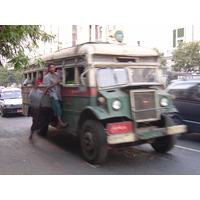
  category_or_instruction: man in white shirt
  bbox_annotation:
[43,63,67,129]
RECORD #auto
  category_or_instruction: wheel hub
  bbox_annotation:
[83,131,94,152]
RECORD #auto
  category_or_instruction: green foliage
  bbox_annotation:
[153,47,167,72]
[172,41,200,72]
[8,53,30,70]
[33,56,47,68]
[0,68,21,86]
[0,25,55,70]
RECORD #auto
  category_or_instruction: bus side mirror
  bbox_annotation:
[80,75,87,85]
[79,77,87,92]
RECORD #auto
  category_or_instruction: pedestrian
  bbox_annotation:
[43,63,67,128]
[37,71,43,85]
[29,78,46,139]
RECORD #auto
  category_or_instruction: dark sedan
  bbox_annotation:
[166,79,200,133]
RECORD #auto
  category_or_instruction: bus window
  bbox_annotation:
[28,73,31,81]
[33,72,37,79]
[98,68,128,87]
[23,73,32,86]
[65,68,75,84]
[131,68,157,83]
[23,74,28,85]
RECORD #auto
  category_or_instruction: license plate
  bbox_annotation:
[17,109,22,113]
[107,133,135,144]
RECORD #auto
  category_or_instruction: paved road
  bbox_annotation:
[1,115,200,175]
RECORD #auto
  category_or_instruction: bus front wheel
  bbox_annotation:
[80,120,108,165]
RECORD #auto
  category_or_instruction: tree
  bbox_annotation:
[0,68,21,86]
[172,41,200,72]
[153,47,167,72]
[0,25,55,70]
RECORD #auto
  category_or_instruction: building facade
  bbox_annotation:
[163,25,200,71]
[38,25,124,55]
[173,25,200,47]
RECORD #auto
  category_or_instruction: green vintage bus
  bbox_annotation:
[22,42,186,164]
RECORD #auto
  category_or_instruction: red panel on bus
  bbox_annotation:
[61,87,97,96]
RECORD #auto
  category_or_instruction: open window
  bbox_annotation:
[33,72,37,80]
[65,68,75,84]
[64,66,85,85]
[23,73,32,86]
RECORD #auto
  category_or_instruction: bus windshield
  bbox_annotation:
[130,68,158,83]
[98,68,128,87]
[98,67,159,88]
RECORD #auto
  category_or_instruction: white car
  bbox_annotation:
[0,88,22,117]
[0,86,5,93]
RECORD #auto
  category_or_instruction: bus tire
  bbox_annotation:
[37,125,48,136]
[151,135,176,153]
[80,120,108,165]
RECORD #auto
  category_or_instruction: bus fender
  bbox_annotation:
[80,106,111,120]
[77,106,110,134]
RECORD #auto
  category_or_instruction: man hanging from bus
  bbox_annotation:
[43,63,67,128]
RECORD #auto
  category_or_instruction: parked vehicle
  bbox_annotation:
[0,86,5,93]
[22,42,186,164]
[164,71,200,86]
[0,88,22,117]
[0,86,5,98]
[166,79,200,134]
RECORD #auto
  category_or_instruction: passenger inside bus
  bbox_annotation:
[37,71,43,85]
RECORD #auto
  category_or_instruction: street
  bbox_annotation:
[1,115,200,175]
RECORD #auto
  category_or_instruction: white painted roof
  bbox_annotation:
[40,43,158,61]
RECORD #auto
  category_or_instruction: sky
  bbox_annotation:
[123,24,174,51]
[120,0,200,51]
[3,0,199,54]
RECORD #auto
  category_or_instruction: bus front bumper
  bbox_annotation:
[107,124,187,144]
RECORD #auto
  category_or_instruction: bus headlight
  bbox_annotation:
[160,97,169,107]
[112,100,122,110]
